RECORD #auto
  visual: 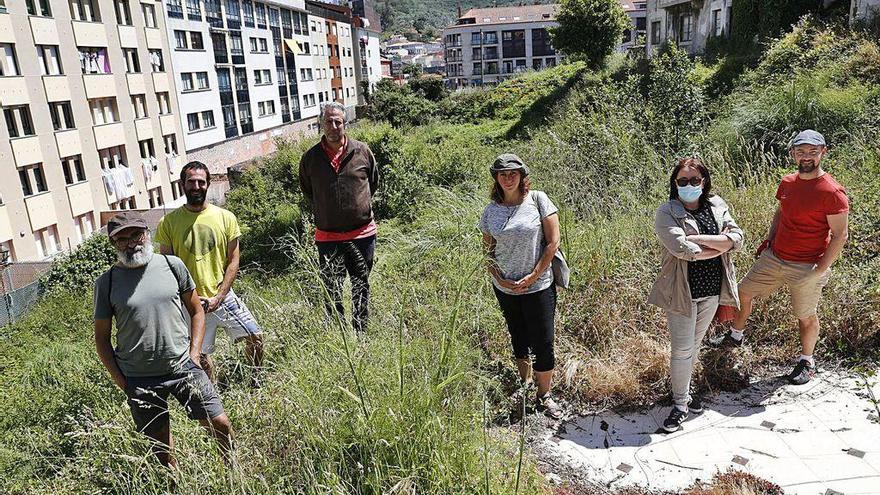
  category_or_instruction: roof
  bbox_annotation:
[453,4,560,27]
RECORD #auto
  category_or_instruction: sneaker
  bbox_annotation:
[708,329,744,348]
[787,359,815,385]
[688,396,703,414]
[662,407,688,433]
[536,393,563,420]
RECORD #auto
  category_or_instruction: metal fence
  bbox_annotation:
[0,262,53,327]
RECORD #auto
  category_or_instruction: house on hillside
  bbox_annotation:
[645,0,733,57]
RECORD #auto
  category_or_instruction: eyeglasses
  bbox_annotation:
[113,230,147,246]
[675,177,703,187]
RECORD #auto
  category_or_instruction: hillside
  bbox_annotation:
[1,18,879,495]
[376,0,556,38]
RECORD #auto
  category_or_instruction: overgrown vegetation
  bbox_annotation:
[2,18,879,495]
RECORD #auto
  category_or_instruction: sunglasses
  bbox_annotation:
[675,177,703,187]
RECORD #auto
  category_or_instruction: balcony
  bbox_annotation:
[446,55,463,62]
[0,205,13,244]
[25,193,58,232]
[152,72,170,93]
[127,73,146,94]
[659,0,699,7]
[29,15,59,45]
[225,125,238,138]
[66,181,94,218]
[160,114,177,135]
[118,25,138,48]
[84,74,116,99]
[0,77,29,106]
[55,129,83,158]
[445,40,462,47]
[0,11,13,43]
[145,27,163,49]
[93,122,126,149]
[72,21,108,47]
[11,136,42,167]
[135,118,153,141]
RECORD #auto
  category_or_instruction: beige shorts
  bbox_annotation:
[739,249,831,319]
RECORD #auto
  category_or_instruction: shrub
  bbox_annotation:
[39,234,116,295]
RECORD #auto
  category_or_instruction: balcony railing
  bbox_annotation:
[658,0,694,7]
[445,40,462,47]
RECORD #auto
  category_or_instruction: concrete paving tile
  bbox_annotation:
[718,428,794,459]
[782,481,834,495]
[834,428,880,454]
[824,476,880,495]
[778,431,849,457]
[801,455,879,482]
[863,453,880,473]
[747,456,817,488]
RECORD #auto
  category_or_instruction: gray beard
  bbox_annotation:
[117,242,154,268]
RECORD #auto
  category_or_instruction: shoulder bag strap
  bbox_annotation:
[162,254,183,294]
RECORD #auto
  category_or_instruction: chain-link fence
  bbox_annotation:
[0,262,52,327]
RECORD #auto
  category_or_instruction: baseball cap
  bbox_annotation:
[790,130,826,148]
[106,211,148,238]
[490,153,530,176]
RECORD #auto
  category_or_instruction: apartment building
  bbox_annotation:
[163,0,321,171]
[349,0,382,103]
[0,0,187,262]
[305,0,357,119]
[645,0,733,56]
[442,4,563,89]
[620,0,648,52]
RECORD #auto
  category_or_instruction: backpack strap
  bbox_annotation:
[162,254,183,294]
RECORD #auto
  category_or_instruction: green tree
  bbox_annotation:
[550,0,630,69]
[646,43,706,154]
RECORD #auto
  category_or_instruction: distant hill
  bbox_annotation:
[376,0,556,39]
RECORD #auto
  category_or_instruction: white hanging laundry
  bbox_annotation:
[142,158,154,183]
[101,168,115,196]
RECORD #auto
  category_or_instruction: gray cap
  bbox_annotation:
[107,211,147,237]
[490,153,530,176]
[790,130,826,148]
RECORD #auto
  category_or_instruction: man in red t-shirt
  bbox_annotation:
[710,130,849,385]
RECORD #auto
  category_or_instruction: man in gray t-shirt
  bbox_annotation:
[93,211,233,468]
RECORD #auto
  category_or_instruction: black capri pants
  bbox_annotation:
[493,285,557,372]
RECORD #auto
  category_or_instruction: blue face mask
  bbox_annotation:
[677,184,703,203]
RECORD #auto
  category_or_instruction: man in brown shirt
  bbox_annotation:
[299,102,380,334]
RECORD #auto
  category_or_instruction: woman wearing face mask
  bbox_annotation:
[648,157,744,432]
[481,153,563,419]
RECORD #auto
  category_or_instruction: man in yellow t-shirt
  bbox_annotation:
[156,161,264,385]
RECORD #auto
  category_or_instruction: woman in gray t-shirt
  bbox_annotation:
[480,153,562,419]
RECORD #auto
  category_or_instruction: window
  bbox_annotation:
[679,13,693,42]
[230,33,243,55]
[34,226,61,259]
[186,0,200,19]
[19,164,48,197]
[26,0,52,17]
[171,180,184,200]
[255,3,266,27]
[276,68,285,85]
[123,48,140,73]
[191,32,204,50]
[70,0,101,22]
[163,134,178,155]
[268,7,279,27]
[234,68,247,89]
[138,138,155,159]
[226,0,241,26]
[258,100,275,116]
[250,37,258,52]
[143,3,157,27]
[222,104,235,128]
[74,213,95,242]
[531,28,554,57]
[4,106,35,138]
[300,68,313,81]
[501,30,525,58]
[202,110,215,128]
[148,187,164,208]
[89,98,120,125]
[217,69,232,91]
[1,44,19,76]
[50,102,76,130]
[175,30,188,49]
[166,0,184,19]
[62,155,87,184]
[196,71,209,89]
[253,69,271,85]
[243,1,255,27]
[114,0,132,25]
[651,21,661,45]
[79,47,110,74]
[36,45,63,76]
[712,9,723,37]
[157,92,172,114]
[99,145,127,169]
[260,38,268,52]
[238,102,251,123]
[149,49,165,72]
[181,72,194,91]
[131,94,148,118]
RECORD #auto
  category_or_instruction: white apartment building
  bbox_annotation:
[620,0,648,52]
[443,4,563,89]
[645,0,733,56]
[353,21,380,103]
[0,0,187,262]
[305,0,357,119]
[163,0,320,170]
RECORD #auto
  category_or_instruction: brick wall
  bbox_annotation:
[186,117,320,175]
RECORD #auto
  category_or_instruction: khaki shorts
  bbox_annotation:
[739,249,831,319]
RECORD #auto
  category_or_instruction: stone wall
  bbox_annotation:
[186,117,320,175]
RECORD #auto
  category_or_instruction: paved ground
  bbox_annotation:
[543,369,880,494]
